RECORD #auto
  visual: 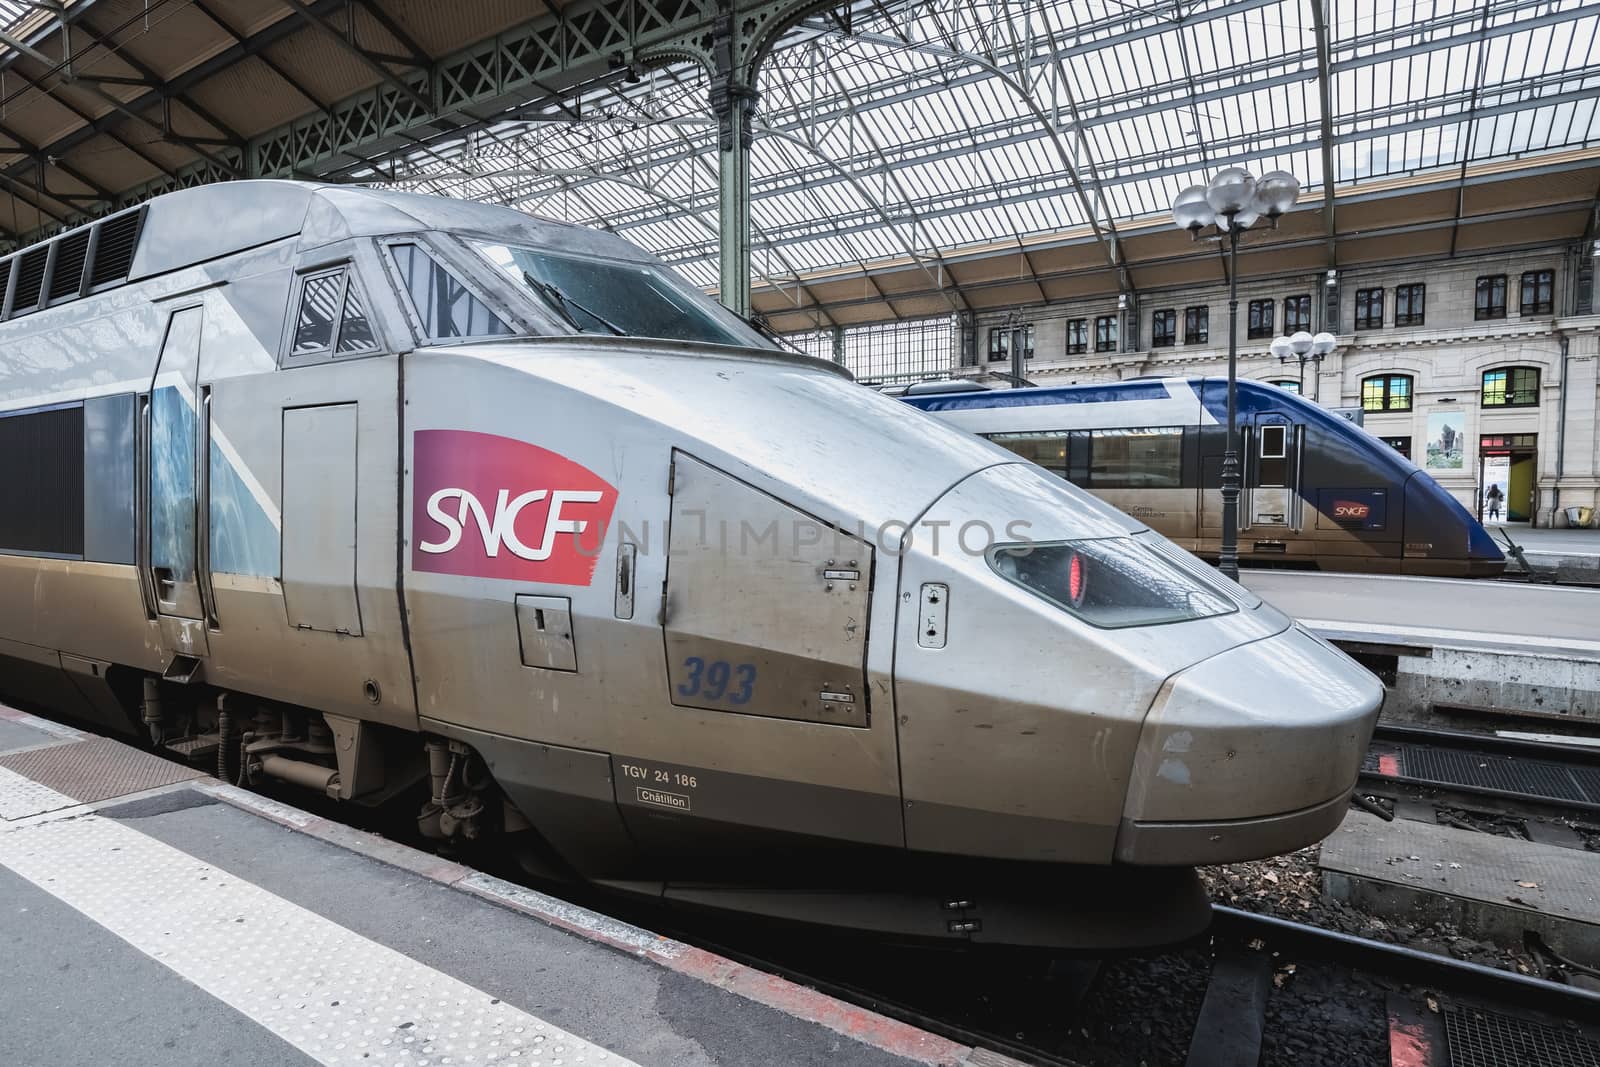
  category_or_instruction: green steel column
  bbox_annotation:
[715,90,754,317]
[710,7,757,320]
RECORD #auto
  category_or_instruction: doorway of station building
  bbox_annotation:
[1478,433,1537,526]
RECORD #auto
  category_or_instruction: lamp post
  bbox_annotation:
[1271,330,1337,396]
[1172,168,1301,580]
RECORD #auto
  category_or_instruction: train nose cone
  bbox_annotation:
[1114,624,1382,866]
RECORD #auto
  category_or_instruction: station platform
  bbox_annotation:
[1321,809,1600,964]
[0,706,996,1067]
[1494,525,1600,580]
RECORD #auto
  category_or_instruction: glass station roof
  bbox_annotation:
[382,0,1600,293]
[0,2,65,56]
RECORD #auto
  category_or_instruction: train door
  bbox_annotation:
[1198,426,1260,535]
[623,450,899,861]
[1246,415,1300,532]
[140,303,211,663]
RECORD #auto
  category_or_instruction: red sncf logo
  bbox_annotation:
[1332,501,1372,520]
[412,429,618,586]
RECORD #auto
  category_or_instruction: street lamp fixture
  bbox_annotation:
[1272,330,1337,396]
[1171,167,1301,580]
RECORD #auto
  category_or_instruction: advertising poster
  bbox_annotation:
[1426,412,1464,471]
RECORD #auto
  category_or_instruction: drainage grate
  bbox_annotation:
[1445,1004,1600,1067]
[0,737,203,804]
[1366,742,1600,807]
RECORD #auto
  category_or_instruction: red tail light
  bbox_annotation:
[1068,551,1086,606]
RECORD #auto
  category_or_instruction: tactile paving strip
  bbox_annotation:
[0,814,636,1066]
[1445,1004,1600,1067]
[0,737,204,804]
[0,765,78,821]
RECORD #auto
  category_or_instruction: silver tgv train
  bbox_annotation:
[0,181,1382,949]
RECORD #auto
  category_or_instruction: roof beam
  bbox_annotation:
[0,21,244,179]
[0,14,181,182]
[840,28,1136,297]
[191,0,326,114]
[0,171,70,224]
[0,3,334,162]
[276,0,433,113]
[1328,1,1594,75]
[0,117,115,205]
[58,11,249,149]
[763,199,1591,318]
[349,0,432,69]
[1449,0,1497,258]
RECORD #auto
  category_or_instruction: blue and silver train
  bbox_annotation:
[901,377,1505,578]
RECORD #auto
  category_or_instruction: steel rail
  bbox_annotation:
[1210,905,1600,1016]
[1372,723,1600,765]
[1363,723,1600,816]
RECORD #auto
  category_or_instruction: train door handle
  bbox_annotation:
[153,567,176,600]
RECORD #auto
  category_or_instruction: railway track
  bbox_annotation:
[16,705,1600,1066]
[651,897,1600,1067]
[1361,723,1600,823]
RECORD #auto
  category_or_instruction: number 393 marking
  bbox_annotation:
[678,657,756,704]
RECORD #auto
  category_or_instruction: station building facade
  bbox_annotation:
[960,242,1600,528]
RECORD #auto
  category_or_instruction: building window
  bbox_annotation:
[987,328,1008,362]
[1284,294,1311,333]
[1395,283,1425,327]
[1361,374,1413,412]
[1095,315,1118,352]
[1481,366,1539,408]
[989,325,1035,362]
[1520,270,1554,315]
[1247,299,1274,339]
[1151,309,1176,348]
[1380,436,1412,460]
[1355,287,1384,330]
[1474,275,1506,320]
[1184,305,1208,344]
[1066,318,1088,355]
[1267,379,1301,394]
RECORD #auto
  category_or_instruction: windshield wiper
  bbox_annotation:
[524,273,626,337]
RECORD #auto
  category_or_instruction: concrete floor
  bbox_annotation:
[0,708,981,1067]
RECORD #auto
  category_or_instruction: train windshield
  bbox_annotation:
[988,537,1237,628]
[477,243,759,347]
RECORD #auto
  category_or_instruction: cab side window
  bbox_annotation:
[388,242,513,341]
[289,267,380,361]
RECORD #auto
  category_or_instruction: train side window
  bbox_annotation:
[292,273,342,354]
[389,242,513,341]
[0,403,85,557]
[289,267,380,362]
[1087,427,1183,489]
[985,431,1070,478]
[1260,424,1287,459]
[336,285,376,353]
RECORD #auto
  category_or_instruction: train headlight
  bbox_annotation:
[987,538,1238,628]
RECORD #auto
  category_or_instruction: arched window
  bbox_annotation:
[1361,374,1412,412]
[1267,379,1301,394]
[1482,366,1539,408]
